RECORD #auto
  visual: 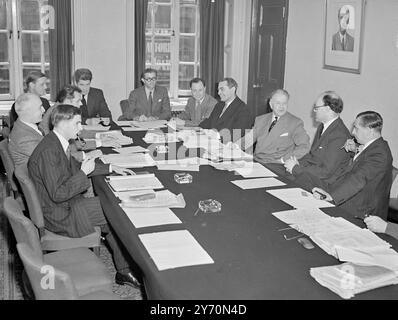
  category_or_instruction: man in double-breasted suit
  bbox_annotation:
[124,68,171,121]
[28,104,141,288]
[237,89,310,164]
[74,68,112,123]
[313,111,393,220]
[199,78,253,143]
[284,91,352,190]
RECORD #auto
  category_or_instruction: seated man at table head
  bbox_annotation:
[175,77,217,127]
[313,111,393,220]
[74,68,112,124]
[28,104,141,288]
[9,71,50,129]
[199,77,253,143]
[236,89,310,165]
[284,91,351,190]
[9,93,46,167]
[124,68,171,121]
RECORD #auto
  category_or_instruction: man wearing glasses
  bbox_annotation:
[124,68,171,121]
[284,91,351,190]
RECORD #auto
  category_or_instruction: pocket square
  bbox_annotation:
[158,99,162,102]
[280,133,289,137]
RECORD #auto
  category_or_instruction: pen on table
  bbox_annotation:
[129,193,156,201]
[314,191,327,200]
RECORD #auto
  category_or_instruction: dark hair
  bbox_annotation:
[24,71,46,93]
[220,78,238,90]
[51,104,82,128]
[74,68,93,82]
[56,85,82,103]
[357,111,383,133]
[190,78,206,88]
[141,68,158,79]
[321,91,344,114]
[270,89,290,100]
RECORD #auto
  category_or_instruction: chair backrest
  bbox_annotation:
[14,164,45,232]
[3,197,43,259]
[0,139,18,192]
[392,167,398,187]
[17,243,79,300]
[120,99,129,115]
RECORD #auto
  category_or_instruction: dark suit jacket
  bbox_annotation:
[332,31,354,52]
[292,117,352,185]
[9,119,43,167]
[199,97,253,142]
[9,97,50,129]
[125,85,171,120]
[28,132,110,238]
[329,137,393,220]
[85,87,112,120]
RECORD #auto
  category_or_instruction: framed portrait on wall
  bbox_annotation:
[323,0,366,73]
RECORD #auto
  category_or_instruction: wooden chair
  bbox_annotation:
[390,166,398,211]
[14,164,102,254]
[117,99,129,121]
[3,197,113,298]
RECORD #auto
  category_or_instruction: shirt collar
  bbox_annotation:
[53,129,70,153]
[20,120,42,135]
[145,87,154,98]
[361,138,379,153]
[322,116,339,133]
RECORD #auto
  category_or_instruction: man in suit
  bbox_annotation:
[28,104,141,288]
[236,89,310,164]
[176,78,217,127]
[74,68,112,124]
[199,78,253,143]
[9,71,50,129]
[284,91,352,190]
[313,111,393,220]
[124,68,171,121]
[9,93,45,167]
[331,5,354,52]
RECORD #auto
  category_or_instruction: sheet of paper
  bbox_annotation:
[272,208,331,225]
[113,146,149,154]
[107,174,163,191]
[267,188,335,208]
[114,190,156,201]
[139,230,214,271]
[121,206,182,229]
[235,162,277,178]
[157,164,200,172]
[231,177,286,190]
[101,153,155,168]
[131,120,168,130]
[114,121,133,127]
[122,127,148,132]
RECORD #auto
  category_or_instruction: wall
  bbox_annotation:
[284,0,398,166]
[73,0,134,120]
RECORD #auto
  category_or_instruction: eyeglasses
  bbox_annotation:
[144,77,157,82]
[313,104,327,111]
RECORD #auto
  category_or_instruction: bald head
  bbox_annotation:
[14,93,44,124]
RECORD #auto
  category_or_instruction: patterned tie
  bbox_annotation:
[268,117,278,132]
[148,91,153,116]
[81,95,89,123]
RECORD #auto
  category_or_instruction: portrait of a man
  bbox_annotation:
[332,5,355,52]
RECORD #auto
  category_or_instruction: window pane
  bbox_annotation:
[180,6,196,33]
[0,0,7,29]
[157,66,170,92]
[21,0,40,30]
[0,33,8,61]
[146,4,153,31]
[44,32,49,62]
[154,5,171,33]
[21,33,41,62]
[179,36,195,61]
[146,36,152,64]
[154,36,171,65]
[156,0,171,4]
[0,65,10,94]
[179,64,194,91]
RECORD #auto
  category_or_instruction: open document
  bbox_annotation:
[139,230,214,271]
[101,153,156,168]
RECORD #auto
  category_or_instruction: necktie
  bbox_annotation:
[341,37,345,50]
[268,117,278,132]
[81,95,89,123]
[353,145,364,162]
[65,145,71,161]
[148,92,153,116]
[37,125,45,136]
[318,123,324,138]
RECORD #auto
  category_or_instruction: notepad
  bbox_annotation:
[267,188,335,208]
[121,206,182,229]
[231,177,286,190]
[139,230,214,271]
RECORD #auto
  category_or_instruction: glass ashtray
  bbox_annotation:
[174,173,193,184]
[194,199,222,216]
[155,145,169,154]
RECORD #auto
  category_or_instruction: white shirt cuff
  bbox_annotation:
[109,164,112,173]
[96,139,102,148]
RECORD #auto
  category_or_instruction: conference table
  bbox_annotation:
[92,125,398,300]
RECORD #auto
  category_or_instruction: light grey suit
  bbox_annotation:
[178,94,218,127]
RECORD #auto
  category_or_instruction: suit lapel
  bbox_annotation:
[218,98,238,125]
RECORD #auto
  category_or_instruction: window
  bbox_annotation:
[0,0,50,101]
[146,0,200,98]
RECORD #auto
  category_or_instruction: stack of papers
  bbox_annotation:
[107,174,163,191]
[121,207,182,229]
[267,188,335,209]
[155,157,209,172]
[139,230,214,271]
[132,120,168,130]
[231,178,286,190]
[234,163,277,178]
[95,131,133,146]
[120,190,186,208]
[114,190,156,202]
[113,146,149,154]
[143,132,179,144]
[209,160,249,171]
[101,153,155,168]
[310,263,398,299]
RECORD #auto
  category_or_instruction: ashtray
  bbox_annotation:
[195,199,222,215]
[174,173,193,184]
[156,145,169,154]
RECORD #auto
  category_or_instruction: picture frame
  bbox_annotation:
[323,0,366,74]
